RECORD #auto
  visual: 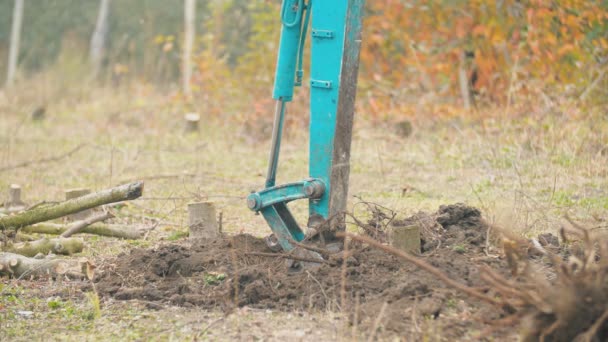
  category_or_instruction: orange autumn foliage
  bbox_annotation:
[191,0,607,121]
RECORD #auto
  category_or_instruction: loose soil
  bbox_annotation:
[95,204,512,340]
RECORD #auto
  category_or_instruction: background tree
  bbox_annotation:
[5,0,24,88]
[183,0,196,98]
[89,0,111,80]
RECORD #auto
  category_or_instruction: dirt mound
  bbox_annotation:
[95,203,509,339]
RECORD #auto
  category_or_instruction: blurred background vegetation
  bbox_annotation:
[0,0,606,122]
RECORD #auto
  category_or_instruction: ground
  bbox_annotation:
[0,87,607,340]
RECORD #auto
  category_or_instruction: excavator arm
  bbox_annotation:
[247,0,365,253]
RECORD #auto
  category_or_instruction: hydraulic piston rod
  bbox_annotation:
[265,100,287,188]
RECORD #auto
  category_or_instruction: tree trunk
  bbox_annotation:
[0,252,88,279]
[183,0,196,97]
[0,181,143,231]
[5,237,84,257]
[21,222,143,239]
[6,0,24,88]
[458,50,472,111]
[90,0,111,79]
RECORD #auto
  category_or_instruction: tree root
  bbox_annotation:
[340,214,608,342]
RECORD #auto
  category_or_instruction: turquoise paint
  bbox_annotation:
[309,0,348,219]
[248,0,364,251]
[272,0,306,101]
[247,179,324,212]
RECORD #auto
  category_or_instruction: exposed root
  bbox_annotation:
[483,222,608,341]
[343,213,608,342]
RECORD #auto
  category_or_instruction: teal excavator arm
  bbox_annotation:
[247,0,365,252]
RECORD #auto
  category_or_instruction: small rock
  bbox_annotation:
[16,310,34,318]
[395,120,413,137]
[538,233,559,247]
[418,297,442,318]
[31,106,46,121]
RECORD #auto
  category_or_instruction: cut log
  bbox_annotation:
[188,201,219,240]
[0,252,88,279]
[21,222,143,239]
[65,188,92,221]
[0,181,143,231]
[5,237,83,257]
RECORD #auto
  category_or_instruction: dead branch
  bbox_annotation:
[337,232,503,307]
[21,222,143,239]
[0,143,86,173]
[578,308,608,342]
[60,211,113,238]
[5,237,83,257]
[0,181,143,231]
[0,252,88,279]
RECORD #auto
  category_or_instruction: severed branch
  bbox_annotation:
[5,237,83,257]
[27,222,143,239]
[0,143,86,173]
[0,252,88,279]
[21,222,143,239]
[0,181,143,231]
[60,211,113,238]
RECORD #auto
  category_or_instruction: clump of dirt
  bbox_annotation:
[95,203,509,339]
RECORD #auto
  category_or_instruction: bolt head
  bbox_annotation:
[303,180,325,199]
[247,196,259,210]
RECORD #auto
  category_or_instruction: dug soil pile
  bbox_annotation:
[95,203,511,339]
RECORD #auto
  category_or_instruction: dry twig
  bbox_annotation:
[0,144,86,172]
[338,232,504,307]
[244,252,330,265]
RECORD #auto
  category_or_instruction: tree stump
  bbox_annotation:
[184,113,200,133]
[188,202,219,240]
[65,188,91,221]
[4,184,26,213]
[389,224,421,254]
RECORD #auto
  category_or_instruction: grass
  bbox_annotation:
[0,78,607,340]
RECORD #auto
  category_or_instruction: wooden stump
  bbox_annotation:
[188,202,219,240]
[389,224,421,254]
[65,188,92,221]
[4,184,26,213]
[184,113,200,133]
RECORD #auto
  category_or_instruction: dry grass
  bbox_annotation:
[0,78,607,340]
